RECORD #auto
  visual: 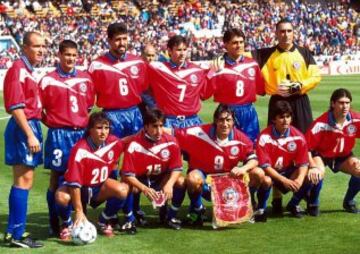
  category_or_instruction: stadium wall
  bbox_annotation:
[0,60,358,91]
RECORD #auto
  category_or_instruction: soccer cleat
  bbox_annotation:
[10,234,43,248]
[135,210,148,226]
[59,225,72,241]
[343,201,360,214]
[97,222,114,237]
[3,232,12,245]
[166,218,182,230]
[253,209,267,223]
[185,212,203,226]
[109,217,121,231]
[121,221,137,235]
[271,198,283,216]
[307,205,320,217]
[286,204,304,218]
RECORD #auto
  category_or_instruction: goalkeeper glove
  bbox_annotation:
[211,54,225,72]
[288,82,302,94]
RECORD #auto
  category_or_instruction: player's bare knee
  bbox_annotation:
[55,189,71,206]
[262,176,272,189]
[249,167,265,187]
[186,171,203,190]
[175,175,186,188]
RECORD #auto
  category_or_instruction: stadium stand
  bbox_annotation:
[0,0,359,69]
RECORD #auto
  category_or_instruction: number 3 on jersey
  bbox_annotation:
[119,78,129,96]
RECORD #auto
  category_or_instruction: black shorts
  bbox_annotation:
[268,94,313,134]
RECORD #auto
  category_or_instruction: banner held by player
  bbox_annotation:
[210,173,253,228]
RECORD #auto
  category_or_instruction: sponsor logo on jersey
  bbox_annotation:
[347,124,357,135]
[293,61,301,70]
[79,83,87,93]
[190,74,198,83]
[108,150,114,160]
[287,141,297,152]
[130,65,139,76]
[230,146,239,156]
[160,148,170,160]
[247,67,255,77]
[222,187,239,205]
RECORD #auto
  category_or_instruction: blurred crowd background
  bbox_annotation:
[0,0,359,69]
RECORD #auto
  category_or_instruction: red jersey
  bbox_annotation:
[256,125,309,171]
[175,124,256,174]
[207,56,265,105]
[306,111,360,158]
[39,68,95,128]
[148,61,211,116]
[88,53,148,109]
[122,130,182,177]
[64,135,123,187]
[3,57,42,119]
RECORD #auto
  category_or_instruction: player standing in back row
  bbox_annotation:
[148,35,211,129]
[39,40,95,239]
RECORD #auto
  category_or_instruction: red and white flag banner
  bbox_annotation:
[210,173,253,228]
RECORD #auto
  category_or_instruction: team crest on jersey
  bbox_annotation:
[108,150,114,160]
[287,141,297,152]
[247,67,255,77]
[230,146,239,156]
[293,61,301,70]
[160,149,170,160]
[190,74,198,83]
[130,66,139,76]
[347,124,357,135]
[79,83,87,93]
[222,187,239,205]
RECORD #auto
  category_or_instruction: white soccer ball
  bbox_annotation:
[71,220,97,245]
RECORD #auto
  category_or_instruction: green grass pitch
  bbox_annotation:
[0,75,359,254]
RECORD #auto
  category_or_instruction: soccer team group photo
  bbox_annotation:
[0,0,359,253]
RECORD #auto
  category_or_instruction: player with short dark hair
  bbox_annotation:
[208,28,265,143]
[306,88,360,214]
[39,39,95,239]
[88,22,148,138]
[173,104,270,224]
[255,101,310,221]
[148,35,211,128]
[88,22,149,225]
[3,31,45,248]
[55,112,129,237]
[122,108,185,230]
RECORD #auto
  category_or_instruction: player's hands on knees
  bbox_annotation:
[27,135,41,153]
[307,167,323,185]
[143,187,159,201]
[231,166,248,177]
[283,178,300,192]
[211,54,225,72]
[162,183,173,200]
[74,211,87,227]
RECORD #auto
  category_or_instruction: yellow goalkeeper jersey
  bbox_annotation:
[252,45,321,95]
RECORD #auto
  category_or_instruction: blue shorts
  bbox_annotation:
[44,128,85,172]
[322,153,353,173]
[4,117,43,168]
[164,114,202,129]
[228,103,260,143]
[81,185,103,208]
[103,106,143,138]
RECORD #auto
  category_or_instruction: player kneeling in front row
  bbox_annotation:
[122,108,185,230]
[306,88,360,214]
[172,104,270,225]
[255,101,310,220]
[55,112,130,239]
